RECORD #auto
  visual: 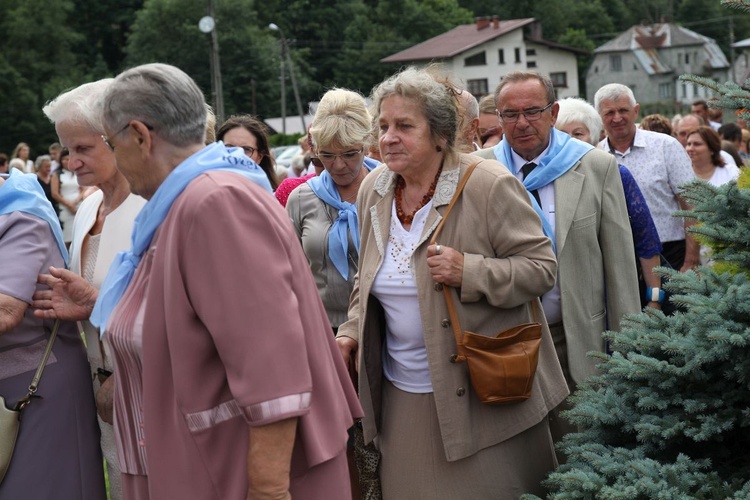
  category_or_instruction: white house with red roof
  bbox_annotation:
[381,16,586,99]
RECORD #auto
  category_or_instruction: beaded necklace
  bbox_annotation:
[395,162,443,225]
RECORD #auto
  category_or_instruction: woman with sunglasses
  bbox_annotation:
[217,114,280,190]
[286,88,378,335]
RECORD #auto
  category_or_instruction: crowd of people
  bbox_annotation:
[0,61,744,500]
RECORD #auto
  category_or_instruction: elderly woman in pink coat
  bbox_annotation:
[34,63,362,500]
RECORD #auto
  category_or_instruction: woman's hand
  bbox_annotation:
[336,336,359,374]
[33,267,98,321]
[427,244,464,288]
[96,374,115,424]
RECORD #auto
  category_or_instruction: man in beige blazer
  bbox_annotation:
[475,71,641,444]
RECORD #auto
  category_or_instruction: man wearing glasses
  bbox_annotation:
[475,71,640,456]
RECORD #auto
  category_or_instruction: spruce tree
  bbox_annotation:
[532,2,750,493]
[536,173,750,498]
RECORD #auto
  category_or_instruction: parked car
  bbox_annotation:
[273,145,302,168]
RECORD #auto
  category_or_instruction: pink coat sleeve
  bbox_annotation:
[179,182,314,426]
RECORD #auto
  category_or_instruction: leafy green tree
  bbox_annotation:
[69,0,144,74]
[535,171,750,498]
[125,0,281,119]
[334,0,473,97]
[0,0,86,155]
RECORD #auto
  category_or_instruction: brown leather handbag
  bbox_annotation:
[430,161,542,405]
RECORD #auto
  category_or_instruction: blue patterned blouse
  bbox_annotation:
[619,165,662,259]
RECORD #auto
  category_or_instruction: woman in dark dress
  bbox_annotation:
[0,170,105,499]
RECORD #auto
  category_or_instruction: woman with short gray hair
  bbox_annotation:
[555,97,663,309]
[336,66,566,497]
[36,63,362,500]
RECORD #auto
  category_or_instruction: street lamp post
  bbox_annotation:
[269,23,307,134]
[198,0,224,123]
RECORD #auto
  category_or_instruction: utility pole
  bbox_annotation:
[269,23,307,134]
[199,0,224,123]
[730,16,737,83]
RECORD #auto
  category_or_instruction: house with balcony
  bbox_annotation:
[586,23,729,107]
[381,16,586,99]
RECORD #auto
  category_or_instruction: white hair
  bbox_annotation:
[43,79,115,134]
[555,97,602,145]
[593,83,636,113]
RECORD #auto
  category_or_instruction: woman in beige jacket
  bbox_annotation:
[336,67,569,498]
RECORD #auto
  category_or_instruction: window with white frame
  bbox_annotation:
[550,72,567,87]
[464,52,487,66]
[467,79,489,97]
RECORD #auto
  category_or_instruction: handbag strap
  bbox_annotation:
[14,319,60,412]
[428,160,481,249]
[427,161,538,361]
[427,160,478,361]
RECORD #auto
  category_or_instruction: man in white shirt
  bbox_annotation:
[595,83,699,275]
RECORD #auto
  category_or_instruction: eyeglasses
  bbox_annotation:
[497,103,554,123]
[101,123,131,152]
[311,157,324,170]
[316,149,364,166]
[226,144,256,156]
[101,122,153,152]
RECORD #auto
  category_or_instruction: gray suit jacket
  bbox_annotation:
[475,146,641,384]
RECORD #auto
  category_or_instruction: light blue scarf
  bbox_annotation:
[306,157,378,280]
[493,128,593,252]
[90,142,272,331]
[0,170,68,265]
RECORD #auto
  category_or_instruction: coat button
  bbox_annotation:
[449,354,458,363]
[434,283,443,291]
[456,387,466,396]
[441,318,450,328]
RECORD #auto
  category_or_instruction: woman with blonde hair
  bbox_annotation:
[287,88,378,332]
[11,142,34,173]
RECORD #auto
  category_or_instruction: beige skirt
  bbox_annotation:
[379,380,556,499]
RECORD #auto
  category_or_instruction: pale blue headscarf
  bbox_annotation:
[306,157,378,280]
[0,169,68,265]
[90,142,272,332]
[493,128,593,253]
